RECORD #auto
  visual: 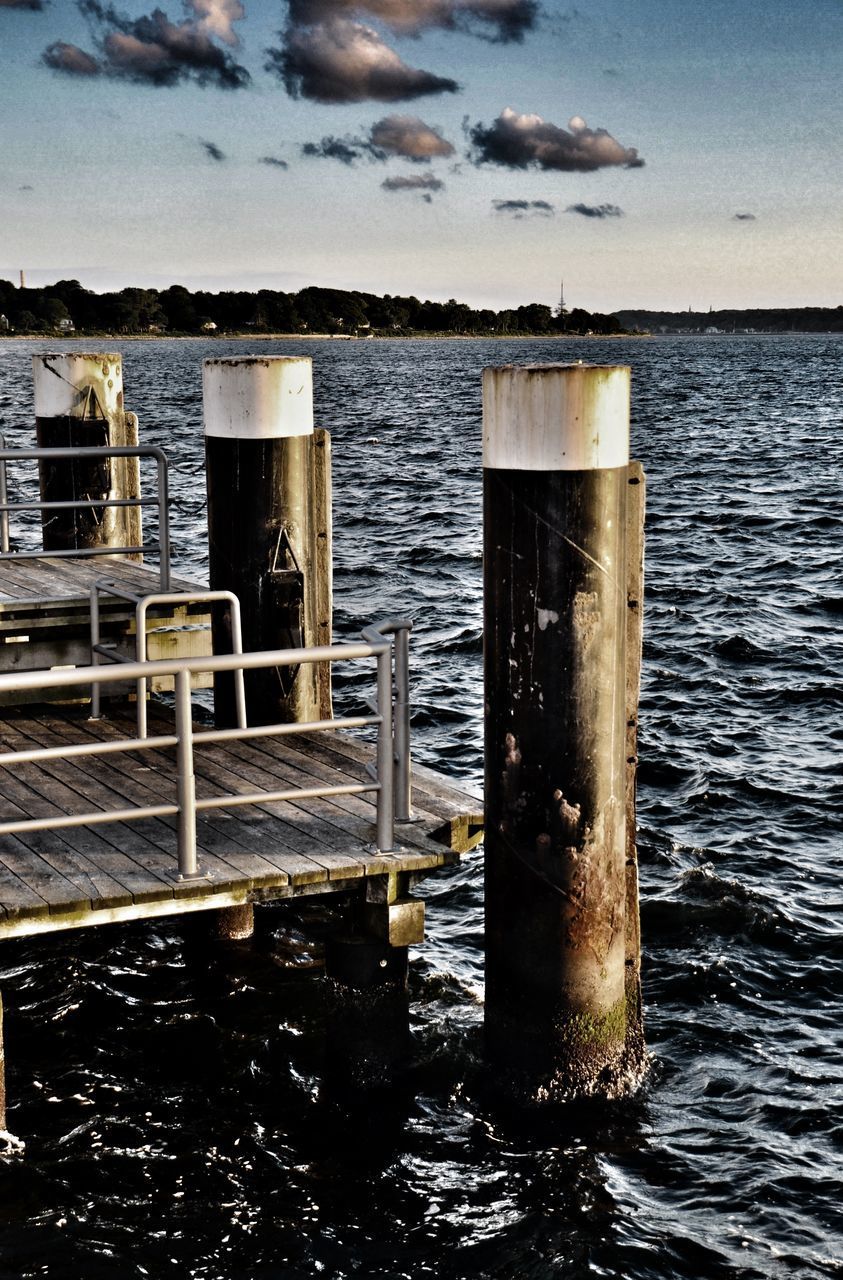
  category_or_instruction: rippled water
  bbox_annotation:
[0,335,840,1279]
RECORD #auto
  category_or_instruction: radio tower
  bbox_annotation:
[559,277,566,331]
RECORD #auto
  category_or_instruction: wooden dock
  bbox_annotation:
[0,555,214,702]
[0,704,482,940]
[0,557,482,943]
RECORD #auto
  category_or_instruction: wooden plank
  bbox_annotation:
[208,728,458,871]
[112,707,449,882]
[77,718,331,888]
[59,709,315,879]
[0,833,54,920]
[0,844,89,914]
[0,713,186,904]
[294,728,482,816]
[276,729,484,851]
[23,709,300,894]
[0,557,204,607]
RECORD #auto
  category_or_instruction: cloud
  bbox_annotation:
[370,114,454,160]
[302,114,454,165]
[43,40,101,73]
[46,0,250,88]
[566,202,624,218]
[201,138,226,160]
[492,198,554,217]
[267,18,459,102]
[286,0,536,42]
[382,172,444,201]
[302,133,381,163]
[1,0,46,9]
[470,107,644,172]
[260,155,289,169]
[733,212,756,221]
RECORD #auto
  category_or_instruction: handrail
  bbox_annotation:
[0,632,399,873]
[361,618,413,822]
[0,444,171,590]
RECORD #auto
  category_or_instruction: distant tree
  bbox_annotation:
[159,285,200,332]
[515,303,553,333]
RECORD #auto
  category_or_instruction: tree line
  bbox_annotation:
[615,307,843,333]
[0,278,624,338]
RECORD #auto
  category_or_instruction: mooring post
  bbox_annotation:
[483,361,641,1101]
[31,353,141,556]
[203,356,332,727]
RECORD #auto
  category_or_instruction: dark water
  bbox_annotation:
[0,335,840,1279]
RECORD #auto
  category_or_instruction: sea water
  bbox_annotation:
[0,334,839,1279]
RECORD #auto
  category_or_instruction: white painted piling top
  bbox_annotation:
[483,363,630,470]
[32,352,124,418]
[203,356,314,440]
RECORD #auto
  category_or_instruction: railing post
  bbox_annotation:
[155,451,171,591]
[375,644,395,853]
[0,444,9,554]
[89,585,102,720]
[174,668,199,878]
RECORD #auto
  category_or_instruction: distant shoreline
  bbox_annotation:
[0,331,646,343]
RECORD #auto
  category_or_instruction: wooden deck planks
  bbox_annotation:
[0,701,481,938]
[0,557,199,607]
[4,713,289,900]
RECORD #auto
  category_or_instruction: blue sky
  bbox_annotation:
[1,0,841,311]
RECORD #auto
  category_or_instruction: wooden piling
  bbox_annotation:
[206,903,255,942]
[32,353,141,557]
[324,935,410,1089]
[482,362,641,1101]
[203,357,332,727]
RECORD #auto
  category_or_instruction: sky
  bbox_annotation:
[1,0,842,313]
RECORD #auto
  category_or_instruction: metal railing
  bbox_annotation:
[90,582,248,739]
[0,630,407,876]
[0,444,172,589]
[362,618,413,822]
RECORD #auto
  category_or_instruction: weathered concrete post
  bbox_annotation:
[203,356,332,728]
[32,353,141,556]
[483,362,641,1101]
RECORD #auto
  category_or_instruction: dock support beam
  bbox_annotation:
[32,353,141,557]
[483,362,643,1102]
[203,357,332,727]
[206,903,255,942]
[324,935,410,1090]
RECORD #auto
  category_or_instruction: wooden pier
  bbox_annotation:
[0,557,482,943]
[0,703,482,941]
